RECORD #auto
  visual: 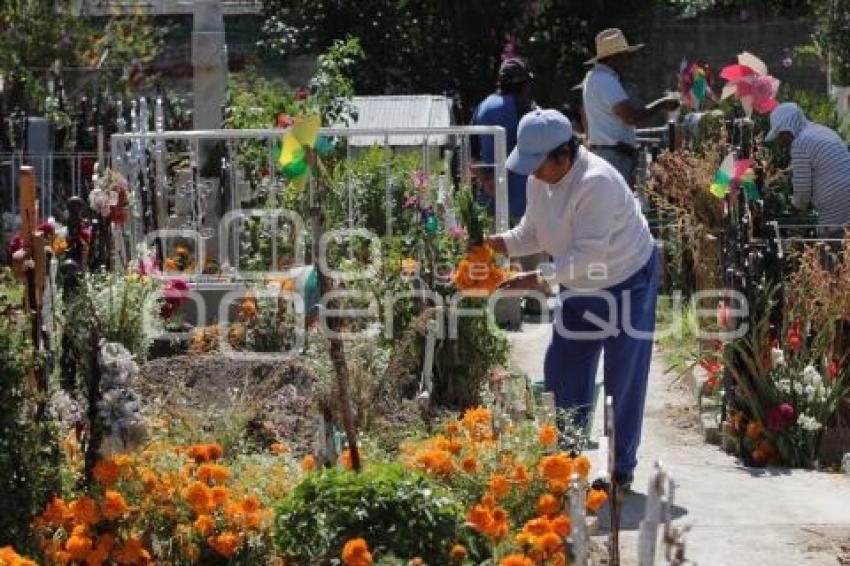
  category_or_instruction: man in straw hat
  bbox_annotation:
[582,28,679,183]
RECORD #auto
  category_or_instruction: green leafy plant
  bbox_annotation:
[274,464,465,562]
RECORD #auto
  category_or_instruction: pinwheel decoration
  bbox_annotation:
[678,59,713,110]
[276,113,333,189]
[720,52,780,118]
[710,153,759,200]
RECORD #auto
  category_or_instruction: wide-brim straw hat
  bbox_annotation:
[585,28,644,64]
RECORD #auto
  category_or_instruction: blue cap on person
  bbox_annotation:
[506,109,574,176]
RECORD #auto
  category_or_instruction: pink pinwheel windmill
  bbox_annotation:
[720,52,780,117]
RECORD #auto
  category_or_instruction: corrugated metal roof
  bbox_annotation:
[343,95,454,147]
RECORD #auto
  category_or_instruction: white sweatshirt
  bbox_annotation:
[502,146,655,290]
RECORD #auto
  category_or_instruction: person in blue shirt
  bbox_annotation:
[472,57,537,223]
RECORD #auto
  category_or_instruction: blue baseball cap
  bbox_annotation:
[506,109,574,176]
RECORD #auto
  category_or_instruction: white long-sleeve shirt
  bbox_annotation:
[502,146,655,290]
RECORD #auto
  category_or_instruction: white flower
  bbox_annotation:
[793,381,804,395]
[771,348,786,367]
[805,384,816,400]
[802,365,821,386]
[776,379,792,394]
[797,413,822,432]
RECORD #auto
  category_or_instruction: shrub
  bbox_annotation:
[274,463,465,562]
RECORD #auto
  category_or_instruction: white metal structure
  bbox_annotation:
[110,125,509,271]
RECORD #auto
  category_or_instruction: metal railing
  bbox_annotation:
[0,152,109,218]
[110,125,509,271]
[76,0,262,15]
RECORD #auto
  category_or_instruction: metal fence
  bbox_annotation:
[0,152,110,220]
[109,125,509,274]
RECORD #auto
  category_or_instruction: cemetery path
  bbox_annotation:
[508,319,850,566]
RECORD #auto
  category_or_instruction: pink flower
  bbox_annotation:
[79,226,93,243]
[766,403,795,431]
[410,170,429,190]
[403,195,419,209]
[161,278,190,319]
[6,234,23,258]
[449,226,468,240]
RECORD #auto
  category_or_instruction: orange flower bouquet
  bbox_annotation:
[452,244,508,294]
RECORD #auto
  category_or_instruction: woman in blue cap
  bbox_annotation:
[487,108,659,491]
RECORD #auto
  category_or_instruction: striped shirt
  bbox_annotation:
[791,123,850,227]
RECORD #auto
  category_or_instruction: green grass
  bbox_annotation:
[656,294,700,376]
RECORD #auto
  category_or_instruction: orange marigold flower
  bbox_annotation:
[461,455,478,473]
[164,257,179,272]
[481,493,496,509]
[460,406,492,439]
[114,537,151,564]
[69,495,100,525]
[522,516,553,538]
[185,481,213,514]
[113,454,133,467]
[414,449,455,475]
[175,244,190,259]
[446,422,460,437]
[211,486,229,506]
[447,438,463,455]
[40,496,70,527]
[488,474,511,499]
[65,526,92,562]
[537,493,560,517]
[197,463,231,485]
[239,496,261,514]
[301,455,315,472]
[538,424,558,446]
[341,538,373,566]
[208,531,240,558]
[466,504,493,534]
[574,455,591,479]
[194,514,216,536]
[586,488,609,512]
[92,459,121,486]
[499,554,534,566]
[449,544,468,561]
[101,490,128,520]
[270,442,287,455]
[548,479,568,495]
[513,463,530,485]
[551,514,571,537]
[539,454,573,484]
[95,534,116,554]
[535,531,563,555]
[340,448,355,470]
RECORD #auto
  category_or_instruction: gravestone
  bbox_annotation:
[192,0,227,169]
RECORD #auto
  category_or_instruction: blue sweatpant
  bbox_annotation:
[544,248,659,477]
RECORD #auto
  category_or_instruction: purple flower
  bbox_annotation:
[403,195,419,209]
[420,206,434,220]
[766,402,795,431]
[781,56,793,68]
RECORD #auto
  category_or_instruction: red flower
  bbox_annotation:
[766,403,795,432]
[295,89,309,100]
[829,360,839,383]
[6,234,23,258]
[161,278,190,319]
[79,226,93,243]
[788,320,802,352]
[37,221,56,235]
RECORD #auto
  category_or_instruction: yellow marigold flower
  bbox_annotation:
[488,474,511,499]
[586,488,608,512]
[537,424,558,446]
[401,258,419,276]
[101,490,128,520]
[52,236,69,255]
[449,544,468,561]
[341,538,372,566]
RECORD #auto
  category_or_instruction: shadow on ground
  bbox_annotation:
[595,490,688,532]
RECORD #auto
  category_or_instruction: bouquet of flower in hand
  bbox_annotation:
[89,168,131,225]
[451,187,507,294]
